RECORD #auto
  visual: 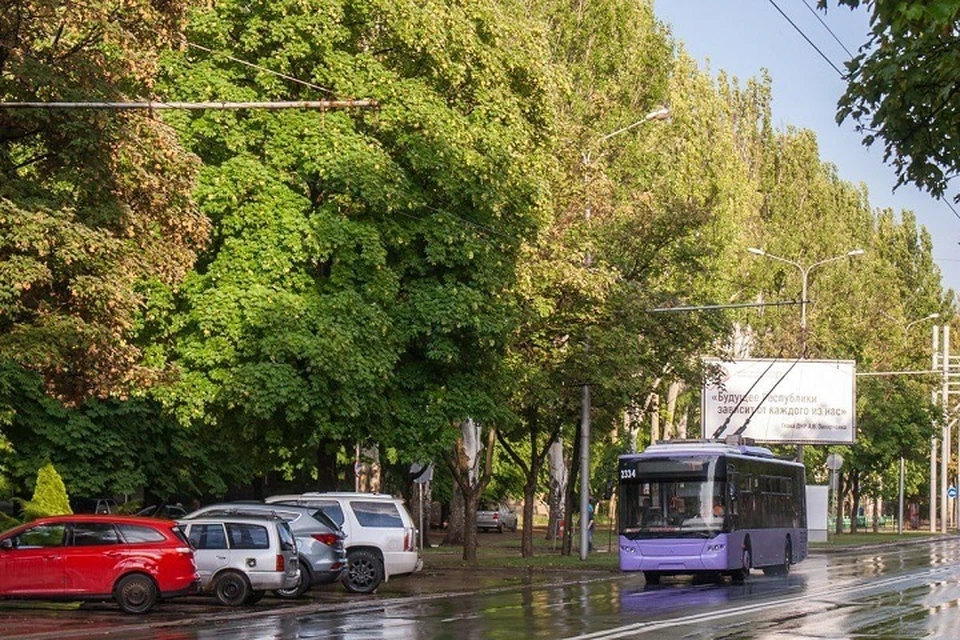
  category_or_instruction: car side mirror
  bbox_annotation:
[0,538,12,550]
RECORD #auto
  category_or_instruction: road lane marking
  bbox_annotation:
[562,566,958,640]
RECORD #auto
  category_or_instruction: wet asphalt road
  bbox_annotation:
[5,539,960,639]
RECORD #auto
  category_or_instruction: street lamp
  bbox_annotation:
[905,313,940,334]
[894,312,940,534]
[746,247,866,342]
[579,106,669,561]
[746,247,865,463]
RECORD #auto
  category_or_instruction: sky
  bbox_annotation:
[653,0,960,294]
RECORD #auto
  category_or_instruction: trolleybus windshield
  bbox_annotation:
[620,456,726,539]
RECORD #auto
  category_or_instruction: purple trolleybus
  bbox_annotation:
[618,438,807,584]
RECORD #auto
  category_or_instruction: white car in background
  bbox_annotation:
[476,501,519,533]
[266,492,421,594]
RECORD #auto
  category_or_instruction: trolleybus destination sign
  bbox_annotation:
[702,358,857,444]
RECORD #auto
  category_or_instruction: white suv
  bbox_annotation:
[266,492,422,593]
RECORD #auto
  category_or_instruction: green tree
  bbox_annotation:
[820,1,960,202]
[22,461,71,520]
[156,0,557,519]
[0,0,208,403]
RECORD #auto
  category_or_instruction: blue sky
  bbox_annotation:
[653,1,960,294]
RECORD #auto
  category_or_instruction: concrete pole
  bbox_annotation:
[898,456,904,535]
[942,326,950,534]
[932,324,939,533]
[579,384,591,560]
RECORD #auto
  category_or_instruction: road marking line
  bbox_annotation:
[562,567,957,640]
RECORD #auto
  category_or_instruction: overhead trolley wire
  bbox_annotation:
[711,357,781,440]
[765,0,846,78]
[733,354,805,437]
[186,42,338,97]
[799,0,855,59]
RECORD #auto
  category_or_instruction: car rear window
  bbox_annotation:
[72,522,121,546]
[119,524,167,544]
[313,502,345,528]
[226,523,270,550]
[171,525,191,546]
[351,501,403,528]
[277,522,296,551]
[188,523,228,549]
[310,509,339,531]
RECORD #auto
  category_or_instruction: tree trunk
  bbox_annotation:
[521,477,536,557]
[650,393,661,443]
[851,472,862,534]
[316,442,341,491]
[441,419,496,564]
[443,482,465,546]
[664,381,682,440]
[546,440,566,541]
[835,470,847,535]
[562,423,581,556]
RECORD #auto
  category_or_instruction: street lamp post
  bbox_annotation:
[896,313,939,534]
[746,247,866,349]
[579,106,669,561]
[746,247,865,463]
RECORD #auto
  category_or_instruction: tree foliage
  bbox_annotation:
[23,461,71,520]
[821,0,960,202]
[155,0,557,487]
[0,0,208,402]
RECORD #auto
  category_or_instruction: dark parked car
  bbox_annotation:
[136,504,189,519]
[70,497,119,515]
[0,515,199,613]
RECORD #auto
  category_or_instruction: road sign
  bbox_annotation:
[825,453,844,470]
[948,486,957,499]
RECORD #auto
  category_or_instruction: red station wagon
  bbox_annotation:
[0,515,199,613]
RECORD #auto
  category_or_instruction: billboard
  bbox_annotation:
[702,358,856,444]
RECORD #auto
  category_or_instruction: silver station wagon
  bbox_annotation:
[179,514,299,606]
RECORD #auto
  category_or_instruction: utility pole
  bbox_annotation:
[932,324,939,533]
[942,325,950,534]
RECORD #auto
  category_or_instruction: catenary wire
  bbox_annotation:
[766,0,846,77]
[187,42,338,97]
[799,0,855,58]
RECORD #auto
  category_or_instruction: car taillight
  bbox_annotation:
[312,533,340,547]
[404,528,415,552]
[276,554,285,572]
[493,513,500,521]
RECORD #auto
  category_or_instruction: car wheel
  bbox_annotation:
[497,523,504,534]
[275,562,312,599]
[114,573,158,615]
[245,590,266,605]
[214,570,251,606]
[342,550,384,594]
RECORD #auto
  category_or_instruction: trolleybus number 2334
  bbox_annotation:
[617,438,807,585]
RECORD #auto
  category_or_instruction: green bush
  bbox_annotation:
[0,511,20,532]
[21,463,72,521]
